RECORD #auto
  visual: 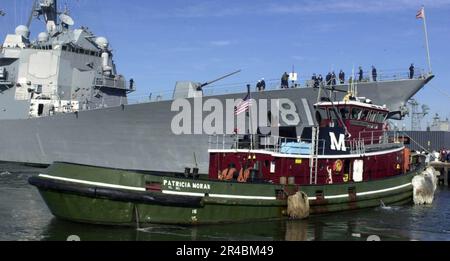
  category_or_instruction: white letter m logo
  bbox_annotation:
[329,133,347,152]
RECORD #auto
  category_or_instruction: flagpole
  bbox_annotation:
[422,7,432,74]
[247,84,254,151]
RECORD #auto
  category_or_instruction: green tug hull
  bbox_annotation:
[30,162,419,226]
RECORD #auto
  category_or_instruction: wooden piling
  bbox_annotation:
[430,162,450,187]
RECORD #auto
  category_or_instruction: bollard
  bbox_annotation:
[446,167,449,187]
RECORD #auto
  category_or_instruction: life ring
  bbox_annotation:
[333,160,343,172]
[238,168,252,183]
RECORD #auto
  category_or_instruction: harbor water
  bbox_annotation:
[1,163,449,241]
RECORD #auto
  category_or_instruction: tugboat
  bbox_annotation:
[29,86,425,225]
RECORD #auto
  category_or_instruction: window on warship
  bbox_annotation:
[62,45,67,51]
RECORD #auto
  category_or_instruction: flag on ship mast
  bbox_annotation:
[416,6,432,74]
[416,7,425,19]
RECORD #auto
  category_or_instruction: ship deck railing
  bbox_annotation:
[127,68,428,104]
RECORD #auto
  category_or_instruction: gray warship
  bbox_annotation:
[0,1,434,174]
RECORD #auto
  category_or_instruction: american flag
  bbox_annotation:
[416,7,425,19]
[234,93,252,115]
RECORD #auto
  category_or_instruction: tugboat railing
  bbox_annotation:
[208,131,404,156]
[208,134,327,155]
[355,130,405,152]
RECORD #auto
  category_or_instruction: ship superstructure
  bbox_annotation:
[0,0,133,120]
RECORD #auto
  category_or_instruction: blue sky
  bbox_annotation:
[1,0,450,128]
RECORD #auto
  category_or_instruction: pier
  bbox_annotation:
[430,162,450,187]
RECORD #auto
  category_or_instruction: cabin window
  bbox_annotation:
[365,111,372,121]
[360,110,369,121]
[377,113,387,123]
[328,108,339,127]
[369,112,378,122]
[328,108,340,120]
[316,108,327,123]
[340,107,350,120]
[351,108,362,120]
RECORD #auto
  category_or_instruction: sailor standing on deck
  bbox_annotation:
[281,72,289,89]
[260,78,266,91]
[339,70,345,84]
[372,66,378,82]
[409,64,415,79]
[326,72,332,86]
[358,67,364,82]
[312,74,318,88]
[129,78,134,90]
[331,71,337,86]
[256,80,262,91]
[318,74,323,86]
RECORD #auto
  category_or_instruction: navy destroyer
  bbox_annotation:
[0,1,434,174]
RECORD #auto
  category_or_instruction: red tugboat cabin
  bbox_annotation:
[208,97,409,186]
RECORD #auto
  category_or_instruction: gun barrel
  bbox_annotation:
[200,70,241,88]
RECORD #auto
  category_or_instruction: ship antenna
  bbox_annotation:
[26,0,38,28]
